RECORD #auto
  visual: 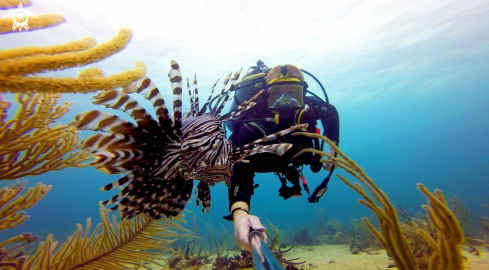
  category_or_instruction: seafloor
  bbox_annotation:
[152,243,489,269]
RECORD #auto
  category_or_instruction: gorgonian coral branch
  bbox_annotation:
[0,93,92,180]
[0,182,51,231]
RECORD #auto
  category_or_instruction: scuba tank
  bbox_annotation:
[226,61,269,132]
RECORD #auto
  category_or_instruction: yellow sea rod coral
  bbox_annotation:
[0,28,147,93]
[291,132,466,270]
[0,2,146,94]
[0,14,65,34]
[0,93,92,180]
[0,0,31,10]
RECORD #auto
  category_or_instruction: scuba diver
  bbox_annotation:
[219,60,340,254]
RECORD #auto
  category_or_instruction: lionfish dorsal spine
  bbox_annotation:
[186,77,195,117]
[168,60,183,137]
[73,110,137,134]
[122,76,173,133]
[213,68,242,117]
[218,89,266,122]
[198,79,219,116]
[90,149,145,174]
[210,72,232,116]
[81,133,137,154]
[192,74,199,116]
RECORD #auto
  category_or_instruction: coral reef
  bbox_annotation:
[0,93,92,179]
[292,132,466,270]
[449,196,470,228]
[267,220,283,249]
[292,227,317,246]
[348,218,379,253]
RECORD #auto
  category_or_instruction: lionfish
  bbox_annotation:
[73,60,308,219]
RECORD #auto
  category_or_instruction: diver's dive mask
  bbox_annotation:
[265,64,306,110]
[267,82,304,109]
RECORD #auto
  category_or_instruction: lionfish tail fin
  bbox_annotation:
[198,79,219,116]
[168,60,183,138]
[231,143,293,164]
[195,181,211,213]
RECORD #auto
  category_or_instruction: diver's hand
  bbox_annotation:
[233,211,267,252]
[322,163,333,171]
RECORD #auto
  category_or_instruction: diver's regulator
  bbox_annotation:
[265,104,311,125]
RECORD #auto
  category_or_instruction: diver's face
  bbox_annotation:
[268,84,303,108]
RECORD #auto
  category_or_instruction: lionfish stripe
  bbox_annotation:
[123,76,172,128]
[234,124,309,151]
[213,69,242,117]
[168,60,183,137]
[187,77,195,116]
[92,90,153,126]
[72,110,136,134]
[219,90,265,121]
[81,133,137,153]
[101,173,134,191]
[231,143,293,163]
[91,150,144,174]
[211,72,232,116]
[195,181,211,213]
[198,79,219,116]
[154,143,182,179]
[192,74,199,116]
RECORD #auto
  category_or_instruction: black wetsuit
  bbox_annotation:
[227,95,340,209]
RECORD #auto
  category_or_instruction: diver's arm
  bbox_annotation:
[228,170,267,252]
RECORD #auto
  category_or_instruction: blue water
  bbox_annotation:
[1,0,488,261]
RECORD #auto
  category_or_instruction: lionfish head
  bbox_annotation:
[181,116,234,184]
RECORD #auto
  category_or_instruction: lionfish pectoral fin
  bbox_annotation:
[91,89,154,126]
[122,75,174,137]
[106,174,193,219]
[72,110,137,134]
[234,124,309,152]
[231,143,293,164]
[195,181,211,213]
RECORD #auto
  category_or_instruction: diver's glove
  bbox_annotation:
[231,204,267,252]
[322,144,337,171]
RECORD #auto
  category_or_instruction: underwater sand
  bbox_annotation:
[153,244,489,269]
